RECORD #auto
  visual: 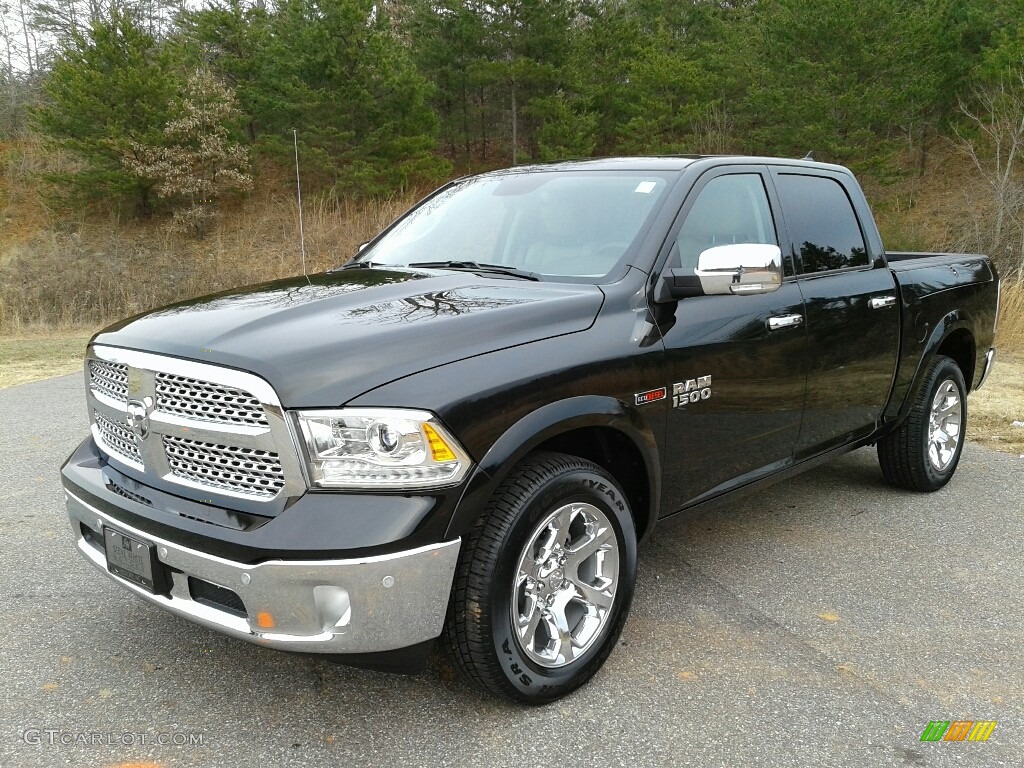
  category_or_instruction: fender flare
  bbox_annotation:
[445,395,662,541]
[889,309,976,425]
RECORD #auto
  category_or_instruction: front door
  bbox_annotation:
[655,168,809,511]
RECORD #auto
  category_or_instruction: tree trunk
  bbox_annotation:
[510,77,517,165]
[17,0,33,75]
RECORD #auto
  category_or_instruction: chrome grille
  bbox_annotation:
[163,435,285,498]
[89,360,128,403]
[95,412,142,464]
[155,372,268,427]
[86,345,302,503]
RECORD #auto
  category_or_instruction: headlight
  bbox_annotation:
[293,408,471,489]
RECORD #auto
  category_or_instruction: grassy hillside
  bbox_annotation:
[0,142,419,332]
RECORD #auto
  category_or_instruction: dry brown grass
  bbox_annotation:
[0,139,419,331]
[996,278,1024,351]
[867,147,978,253]
[0,331,93,388]
[0,190,419,332]
[970,280,1024,455]
[971,353,1024,455]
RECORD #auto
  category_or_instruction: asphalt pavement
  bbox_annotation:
[1,372,1022,768]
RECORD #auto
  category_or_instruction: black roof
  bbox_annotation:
[476,155,850,175]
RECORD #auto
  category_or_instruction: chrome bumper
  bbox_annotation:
[976,347,996,390]
[66,489,460,654]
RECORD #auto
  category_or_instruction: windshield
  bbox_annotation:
[356,171,673,280]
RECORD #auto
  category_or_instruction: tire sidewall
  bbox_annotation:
[919,358,967,489]
[488,467,637,701]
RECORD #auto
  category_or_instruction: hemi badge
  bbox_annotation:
[634,387,667,406]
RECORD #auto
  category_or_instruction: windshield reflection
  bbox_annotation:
[358,171,672,281]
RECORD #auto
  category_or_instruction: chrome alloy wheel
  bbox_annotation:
[928,379,963,472]
[511,502,619,668]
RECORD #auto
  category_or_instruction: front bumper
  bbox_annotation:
[66,488,461,654]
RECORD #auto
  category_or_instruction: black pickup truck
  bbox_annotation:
[62,156,999,703]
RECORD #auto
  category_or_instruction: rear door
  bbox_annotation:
[768,169,900,458]
[655,166,809,510]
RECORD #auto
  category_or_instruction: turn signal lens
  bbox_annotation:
[423,423,457,462]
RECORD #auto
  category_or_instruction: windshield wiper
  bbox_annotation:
[407,260,540,281]
[336,260,378,270]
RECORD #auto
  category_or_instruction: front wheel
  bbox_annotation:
[878,355,967,492]
[444,451,637,703]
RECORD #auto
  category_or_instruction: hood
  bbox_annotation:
[93,268,604,407]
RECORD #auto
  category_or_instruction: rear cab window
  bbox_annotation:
[773,174,869,274]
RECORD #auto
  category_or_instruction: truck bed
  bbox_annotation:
[885,251,990,269]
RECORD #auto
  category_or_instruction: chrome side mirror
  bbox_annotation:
[695,244,783,295]
[658,244,783,300]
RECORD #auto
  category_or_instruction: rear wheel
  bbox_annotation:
[444,451,637,703]
[878,355,967,492]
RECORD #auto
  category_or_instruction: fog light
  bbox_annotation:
[313,585,352,631]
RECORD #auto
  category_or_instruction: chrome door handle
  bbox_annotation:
[869,295,897,309]
[767,314,804,330]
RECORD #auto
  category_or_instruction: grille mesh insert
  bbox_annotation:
[88,360,128,403]
[163,435,284,497]
[95,412,142,464]
[155,372,268,427]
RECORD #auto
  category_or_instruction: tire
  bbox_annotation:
[444,451,638,704]
[878,355,967,492]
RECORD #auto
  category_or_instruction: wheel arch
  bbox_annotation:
[890,312,977,427]
[446,396,661,543]
[935,327,976,393]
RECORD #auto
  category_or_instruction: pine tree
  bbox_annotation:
[186,0,448,196]
[32,7,178,213]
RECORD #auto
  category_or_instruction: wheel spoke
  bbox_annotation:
[549,505,576,548]
[518,601,543,646]
[548,603,576,664]
[565,524,613,569]
[572,579,614,612]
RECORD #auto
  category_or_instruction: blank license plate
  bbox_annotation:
[104,528,157,593]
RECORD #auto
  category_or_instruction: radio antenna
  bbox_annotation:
[293,128,307,277]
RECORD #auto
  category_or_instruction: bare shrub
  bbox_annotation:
[953,68,1024,279]
[691,102,737,156]
[123,68,252,237]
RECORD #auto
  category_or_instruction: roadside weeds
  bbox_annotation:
[970,353,1024,455]
[0,332,93,389]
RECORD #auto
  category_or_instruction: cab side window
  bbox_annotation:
[673,174,779,273]
[775,174,868,273]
